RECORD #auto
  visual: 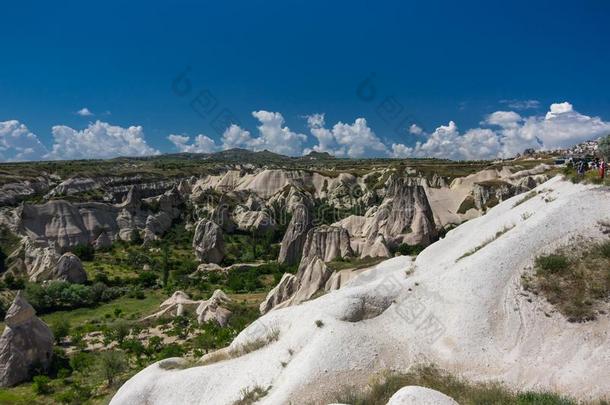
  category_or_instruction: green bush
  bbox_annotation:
[25,281,124,313]
[32,375,53,395]
[98,351,127,386]
[137,271,158,288]
[72,244,94,261]
[396,243,425,256]
[535,254,569,274]
[51,318,71,344]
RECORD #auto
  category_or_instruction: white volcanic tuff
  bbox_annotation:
[259,273,297,314]
[192,219,225,264]
[111,177,610,404]
[386,386,458,405]
[333,176,437,257]
[55,252,88,283]
[261,226,354,313]
[277,193,314,266]
[196,290,232,327]
[232,205,275,233]
[0,292,54,387]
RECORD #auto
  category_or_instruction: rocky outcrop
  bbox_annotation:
[386,386,458,405]
[55,252,87,283]
[192,220,225,264]
[261,226,353,313]
[472,181,516,211]
[0,292,54,387]
[259,273,297,314]
[0,178,51,207]
[196,290,232,326]
[369,176,438,247]
[232,206,275,233]
[143,291,200,320]
[277,199,313,265]
[300,226,353,263]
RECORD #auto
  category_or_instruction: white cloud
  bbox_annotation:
[392,102,610,160]
[168,134,218,153]
[485,111,522,128]
[221,124,260,150]
[499,99,540,110]
[251,110,307,155]
[0,120,49,162]
[409,124,423,135]
[47,121,159,160]
[76,107,94,117]
[305,116,387,158]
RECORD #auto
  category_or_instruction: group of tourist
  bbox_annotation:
[577,157,607,178]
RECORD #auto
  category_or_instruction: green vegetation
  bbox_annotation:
[523,241,610,322]
[513,191,538,207]
[456,225,515,262]
[327,256,385,272]
[333,365,591,405]
[233,385,271,405]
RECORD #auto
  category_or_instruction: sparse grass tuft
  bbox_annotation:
[229,327,280,357]
[456,225,514,262]
[233,385,271,405]
[513,191,538,207]
[315,319,324,328]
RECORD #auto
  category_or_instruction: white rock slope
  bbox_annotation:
[111,176,610,404]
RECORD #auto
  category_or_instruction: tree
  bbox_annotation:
[98,351,127,386]
[51,318,71,345]
[161,242,170,287]
[599,134,610,161]
[109,319,131,344]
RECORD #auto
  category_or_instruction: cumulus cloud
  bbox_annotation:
[305,115,387,158]
[0,120,49,162]
[392,121,501,161]
[76,107,94,117]
[47,121,159,160]
[250,110,307,155]
[392,102,610,160]
[168,134,218,153]
[221,124,260,150]
[409,124,423,135]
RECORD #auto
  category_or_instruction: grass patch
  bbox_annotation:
[523,240,610,322]
[456,225,515,262]
[202,325,281,365]
[513,191,538,207]
[229,327,280,357]
[327,256,385,272]
[332,364,588,405]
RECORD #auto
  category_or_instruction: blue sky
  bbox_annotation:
[1,0,610,161]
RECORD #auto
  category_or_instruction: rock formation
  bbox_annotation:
[386,386,458,405]
[277,200,313,265]
[111,177,610,405]
[196,290,232,327]
[0,292,54,387]
[261,226,354,313]
[192,219,225,264]
[55,252,87,283]
[143,291,200,320]
[259,273,297,313]
[300,225,353,263]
